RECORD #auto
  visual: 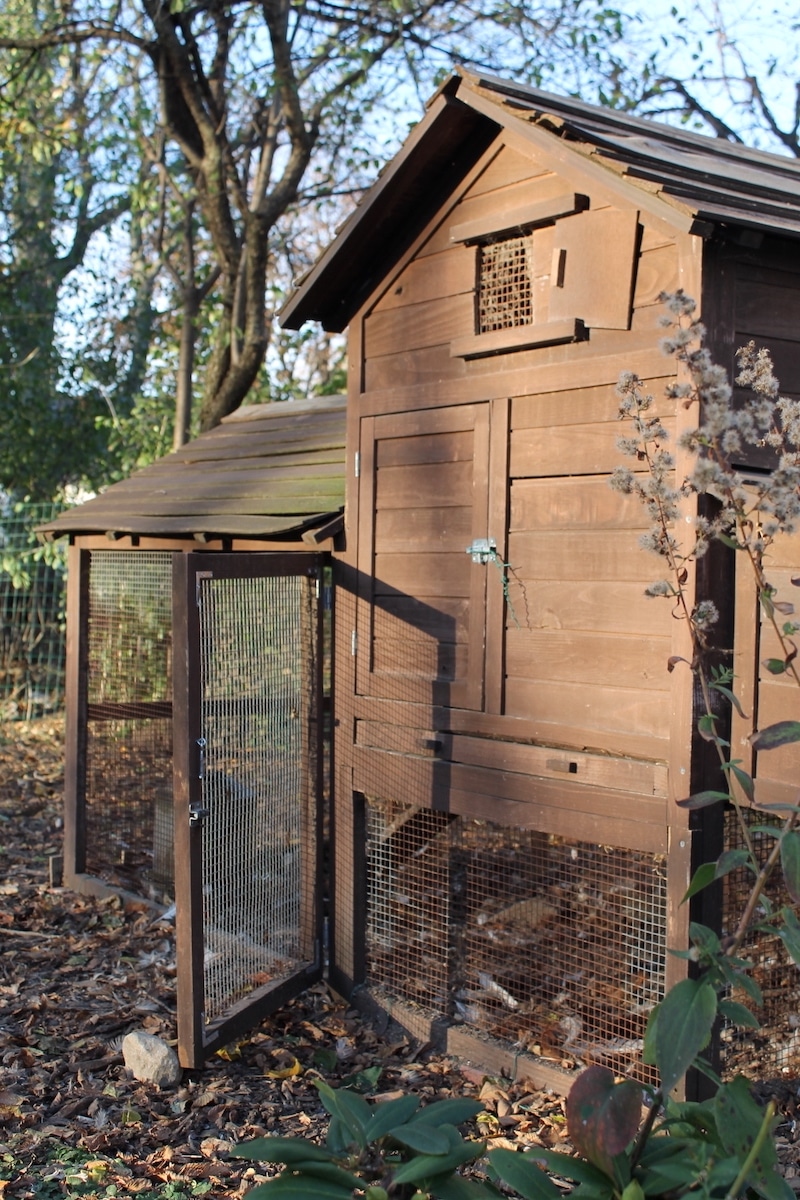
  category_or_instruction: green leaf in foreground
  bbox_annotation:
[714,1076,794,1200]
[654,977,717,1093]
[781,829,800,903]
[231,1138,335,1165]
[488,1147,563,1200]
[243,1178,354,1200]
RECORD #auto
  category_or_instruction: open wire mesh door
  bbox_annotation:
[173,553,324,1066]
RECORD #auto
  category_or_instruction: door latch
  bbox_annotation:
[189,801,210,827]
[465,537,497,564]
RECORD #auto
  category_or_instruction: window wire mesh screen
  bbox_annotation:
[198,573,316,1022]
[478,236,533,333]
[366,800,667,1085]
[84,552,173,898]
[722,808,800,1078]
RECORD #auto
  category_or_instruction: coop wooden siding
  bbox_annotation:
[733,539,800,809]
[352,744,668,854]
[360,138,681,399]
[356,404,490,711]
[502,376,677,760]
[728,242,800,802]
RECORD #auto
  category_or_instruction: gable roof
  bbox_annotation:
[281,69,800,332]
[38,395,347,543]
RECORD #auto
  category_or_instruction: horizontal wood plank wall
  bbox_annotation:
[734,537,800,809]
[344,134,687,857]
[728,242,800,807]
[504,377,676,761]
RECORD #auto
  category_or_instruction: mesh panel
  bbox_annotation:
[198,573,316,1021]
[0,502,67,719]
[365,801,667,1083]
[84,552,173,898]
[722,808,800,1077]
[366,801,452,1012]
[478,237,533,333]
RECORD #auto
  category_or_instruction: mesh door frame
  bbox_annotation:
[172,551,326,1067]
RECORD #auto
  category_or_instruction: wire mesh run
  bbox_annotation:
[721,807,800,1078]
[366,800,667,1084]
[198,573,318,1022]
[0,503,67,719]
[478,236,534,333]
[84,552,174,898]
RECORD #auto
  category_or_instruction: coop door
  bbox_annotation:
[356,402,506,712]
[172,553,324,1068]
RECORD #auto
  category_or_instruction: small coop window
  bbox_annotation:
[477,236,534,333]
[449,196,638,360]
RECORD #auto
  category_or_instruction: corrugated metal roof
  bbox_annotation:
[38,395,347,542]
[282,69,800,331]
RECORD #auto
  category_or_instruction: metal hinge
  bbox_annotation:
[354,451,361,478]
[351,630,358,656]
[465,537,497,564]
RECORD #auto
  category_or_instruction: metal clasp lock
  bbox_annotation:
[189,800,210,827]
[465,537,497,564]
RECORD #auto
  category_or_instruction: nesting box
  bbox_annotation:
[42,72,800,1082]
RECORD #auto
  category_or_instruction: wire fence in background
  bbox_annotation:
[0,502,67,720]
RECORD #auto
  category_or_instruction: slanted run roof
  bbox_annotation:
[281,68,800,332]
[38,394,347,543]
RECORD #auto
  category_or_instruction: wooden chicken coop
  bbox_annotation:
[42,71,800,1084]
[280,70,800,1090]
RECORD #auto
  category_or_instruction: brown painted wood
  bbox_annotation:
[371,245,476,314]
[365,292,473,358]
[466,138,547,197]
[375,506,474,554]
[450,191,587,244]
[633,243,680,308]
[361,345,668,409]
[485,397,510,714]
[420,170,572,258]
[371,595,470,641]
[376,427,475,467]
[374,460,475,508]
[172,552,205,1068]
[63,547,90,885]
[357,404,490,712]
[505,628,672,690]
[507,529,668,581]
[451,318,583,361]
[351,747,668,852]
[509,418,676,478]
[510,376,674,431]
[504,677,671,753]
[444,733,668,796]
[549,209,639,330]
[509,476,650,531]
[355,719,443,756]
[504,578,674,636]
